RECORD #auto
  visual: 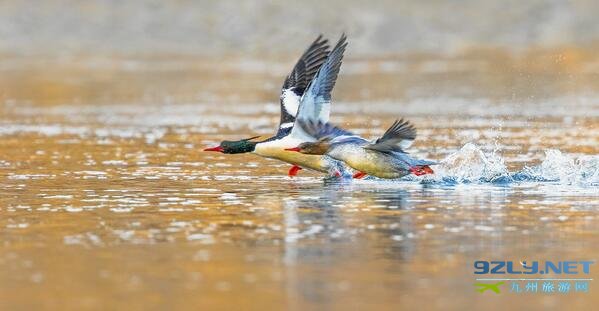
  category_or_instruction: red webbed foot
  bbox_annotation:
[352,171,367,179]
[410,165,434,176]
[288,165,303,177]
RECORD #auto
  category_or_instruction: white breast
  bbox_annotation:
[254,137,329,173]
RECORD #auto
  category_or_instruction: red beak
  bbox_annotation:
[204,146,224,152]
[284,147,301,152]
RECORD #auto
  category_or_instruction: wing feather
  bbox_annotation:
[290,34,347,138]
[278,35,331,132]
[297,119,362,146]
[364,119,417,153]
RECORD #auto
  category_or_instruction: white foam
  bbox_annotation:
[432,143,510,183]
[520,149,599,186]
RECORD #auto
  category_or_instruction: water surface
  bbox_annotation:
[1,52,598,310]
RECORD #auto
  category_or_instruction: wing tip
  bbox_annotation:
[389,118,417,139]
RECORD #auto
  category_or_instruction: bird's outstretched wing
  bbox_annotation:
[290,34,347,139]
[298,119,363,145]
[364,119,417,153]
[299,119,353,140]
[277,35,331,134]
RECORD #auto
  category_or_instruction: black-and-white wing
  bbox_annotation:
[364,119,417,153]
[277,35,331,133]
[290,34,347,139]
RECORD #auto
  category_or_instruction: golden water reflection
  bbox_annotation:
[1,49,598,310]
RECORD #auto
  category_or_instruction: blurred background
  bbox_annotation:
[1,0,598,55]
[1,0,598,105]
[1,2,598,310]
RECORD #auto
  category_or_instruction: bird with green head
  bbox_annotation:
[203,136,261,154]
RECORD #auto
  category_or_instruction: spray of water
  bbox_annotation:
[515,150,599,186]
[412,144,599,186]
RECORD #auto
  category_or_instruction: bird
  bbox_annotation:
[204,34,350,177]
[284,118,437,179]
[203,34,331,174]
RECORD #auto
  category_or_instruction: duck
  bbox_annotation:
[284,118,437,179]
[205,34,350,177]
[204,34,331,174]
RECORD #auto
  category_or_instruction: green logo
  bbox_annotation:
[475,282,505,294]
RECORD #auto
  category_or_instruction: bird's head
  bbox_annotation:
[204,136,260,154]
[284,141,330,155]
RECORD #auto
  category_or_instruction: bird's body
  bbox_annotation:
[327,142,435,179]
[288,119,437,179]
[252,34,349,175]
[254,136,332,173]
[205,34,351,177]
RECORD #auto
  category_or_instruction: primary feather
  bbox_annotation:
[291,34,348,139]
[278,35,331,133]
[299,119,353,140]
[364,118,417,153]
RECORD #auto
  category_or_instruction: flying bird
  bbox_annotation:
[205,34,350,177]
[285,118,436,179]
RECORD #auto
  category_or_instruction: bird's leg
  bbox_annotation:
[410,166,434,176]
[288,165,303,177]
[352,171,367,179]
[421,165,434,174]
[409,167,424,176]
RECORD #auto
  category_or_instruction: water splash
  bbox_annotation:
[427,143,511,184]
[514,150,599,186]
[416,144,598,186]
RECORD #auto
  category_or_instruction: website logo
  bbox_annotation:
[475,281,504,293]
[473,260,594,294]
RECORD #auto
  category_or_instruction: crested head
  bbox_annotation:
[285,141,330,155]
[204,136,259,154]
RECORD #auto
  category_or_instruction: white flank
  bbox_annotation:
[253,135,326,172]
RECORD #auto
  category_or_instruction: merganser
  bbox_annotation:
[205,34,350,177]
[284,119,437,179]
[204,35,331,174]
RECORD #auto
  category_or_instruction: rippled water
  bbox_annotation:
[1,53,598,310]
